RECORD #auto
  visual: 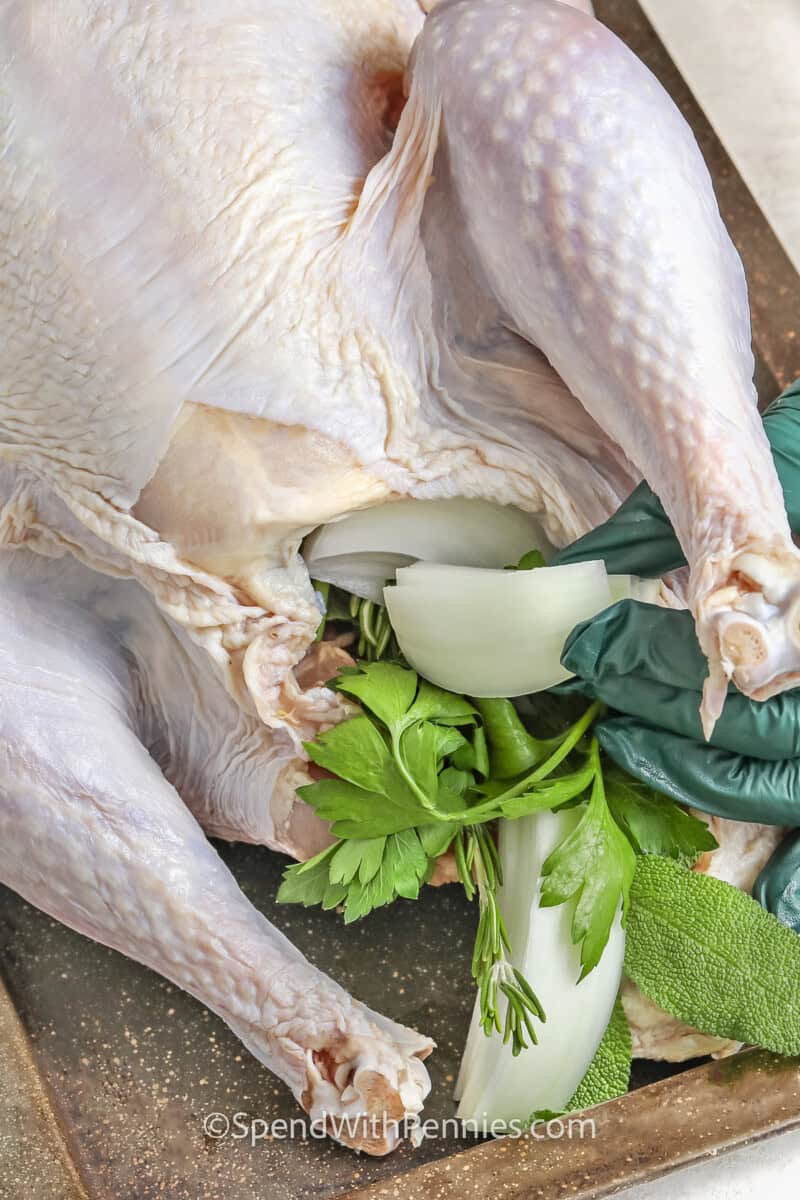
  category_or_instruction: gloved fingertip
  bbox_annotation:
[561,602,628,677]
[560,618,602,679]
[753,830,800,933]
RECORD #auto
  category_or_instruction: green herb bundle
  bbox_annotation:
[278,659,717,1053]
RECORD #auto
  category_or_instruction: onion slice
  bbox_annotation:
[303,499,551,603]
[308,553,415,604]
[455,810,625,1125]
[384,559,613,696]
[608,573,661,605]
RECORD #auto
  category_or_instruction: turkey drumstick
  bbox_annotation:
[0,555,431,1154]
[400,0,800,732]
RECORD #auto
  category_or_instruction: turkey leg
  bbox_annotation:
[402,0,800,730]
[0,553,431,1153]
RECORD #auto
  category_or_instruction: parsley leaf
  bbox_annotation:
[305,715,392,793]
[283,663,482,920]
[540,742,636,978]
[277,830,431,923]
[450,724,490,778]
[276,844,347,911]
[301,664,479,839]
[605,768,718,862]
[400,722,467,801]
[418,820,459,858]
[406,678,478,726]
[333,662,419,729]
[506,549,547,571]
[333,662,477,730]
[328,837,382,886]
[497,762,597,819]
[296,777,428,839]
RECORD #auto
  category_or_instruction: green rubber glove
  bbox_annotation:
[552,379,800,920]
[753,830,800,933]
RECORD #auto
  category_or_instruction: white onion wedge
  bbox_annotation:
[607,573,634,604]
[393,561,610,635]
[308,553,415,603]
[389,628,574,695]
[455,810,625,1126]
[305,498,550,565]
[384,560,613,696]
[633,576,662,604]
[303,499,551,602]
[608,573,662,605]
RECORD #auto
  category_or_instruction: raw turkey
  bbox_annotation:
[0,0,793,1151]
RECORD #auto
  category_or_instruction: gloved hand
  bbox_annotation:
[552,379,800,928]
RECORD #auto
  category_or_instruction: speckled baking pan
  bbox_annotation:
[2,3,800,1199]
[0,845,731,1200]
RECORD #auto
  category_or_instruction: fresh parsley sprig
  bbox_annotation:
[277,660,717,1043]
[540,739,637,977]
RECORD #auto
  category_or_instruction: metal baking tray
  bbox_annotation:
[2,2,800,1197]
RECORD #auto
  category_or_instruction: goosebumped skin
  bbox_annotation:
[0,0,638,747]
[5,1,797,733]
[404,0,800,733]
[0,0,797,1144]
